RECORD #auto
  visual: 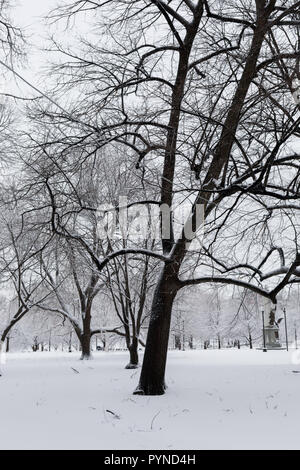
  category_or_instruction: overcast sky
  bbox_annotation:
[14,0,57,73]
[3,0,78,96]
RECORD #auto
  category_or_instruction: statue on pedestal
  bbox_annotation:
[263,300,283,349]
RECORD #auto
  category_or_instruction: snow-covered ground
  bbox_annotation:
[0,349,300,450]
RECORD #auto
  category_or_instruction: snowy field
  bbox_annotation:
[0,349,300,450]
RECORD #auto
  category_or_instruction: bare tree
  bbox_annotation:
[104,250,157,368]
[0,213,50,374]
[15,0,300,395]
[39,240,104,360]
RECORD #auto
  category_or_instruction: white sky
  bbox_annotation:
[12,0,57,79]
[3,0,83,97]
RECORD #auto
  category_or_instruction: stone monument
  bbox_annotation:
[262,299,283,350]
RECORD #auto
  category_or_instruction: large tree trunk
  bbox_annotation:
[32,337,39,352]
[80,307,93,360]
[80,333,92,360]
[175,334,182,350]
[126,337,139,369]
[249,333,253,350]
[134,268,179,395]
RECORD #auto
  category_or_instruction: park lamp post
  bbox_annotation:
[261,309,267,352]
[283,307,289,352]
